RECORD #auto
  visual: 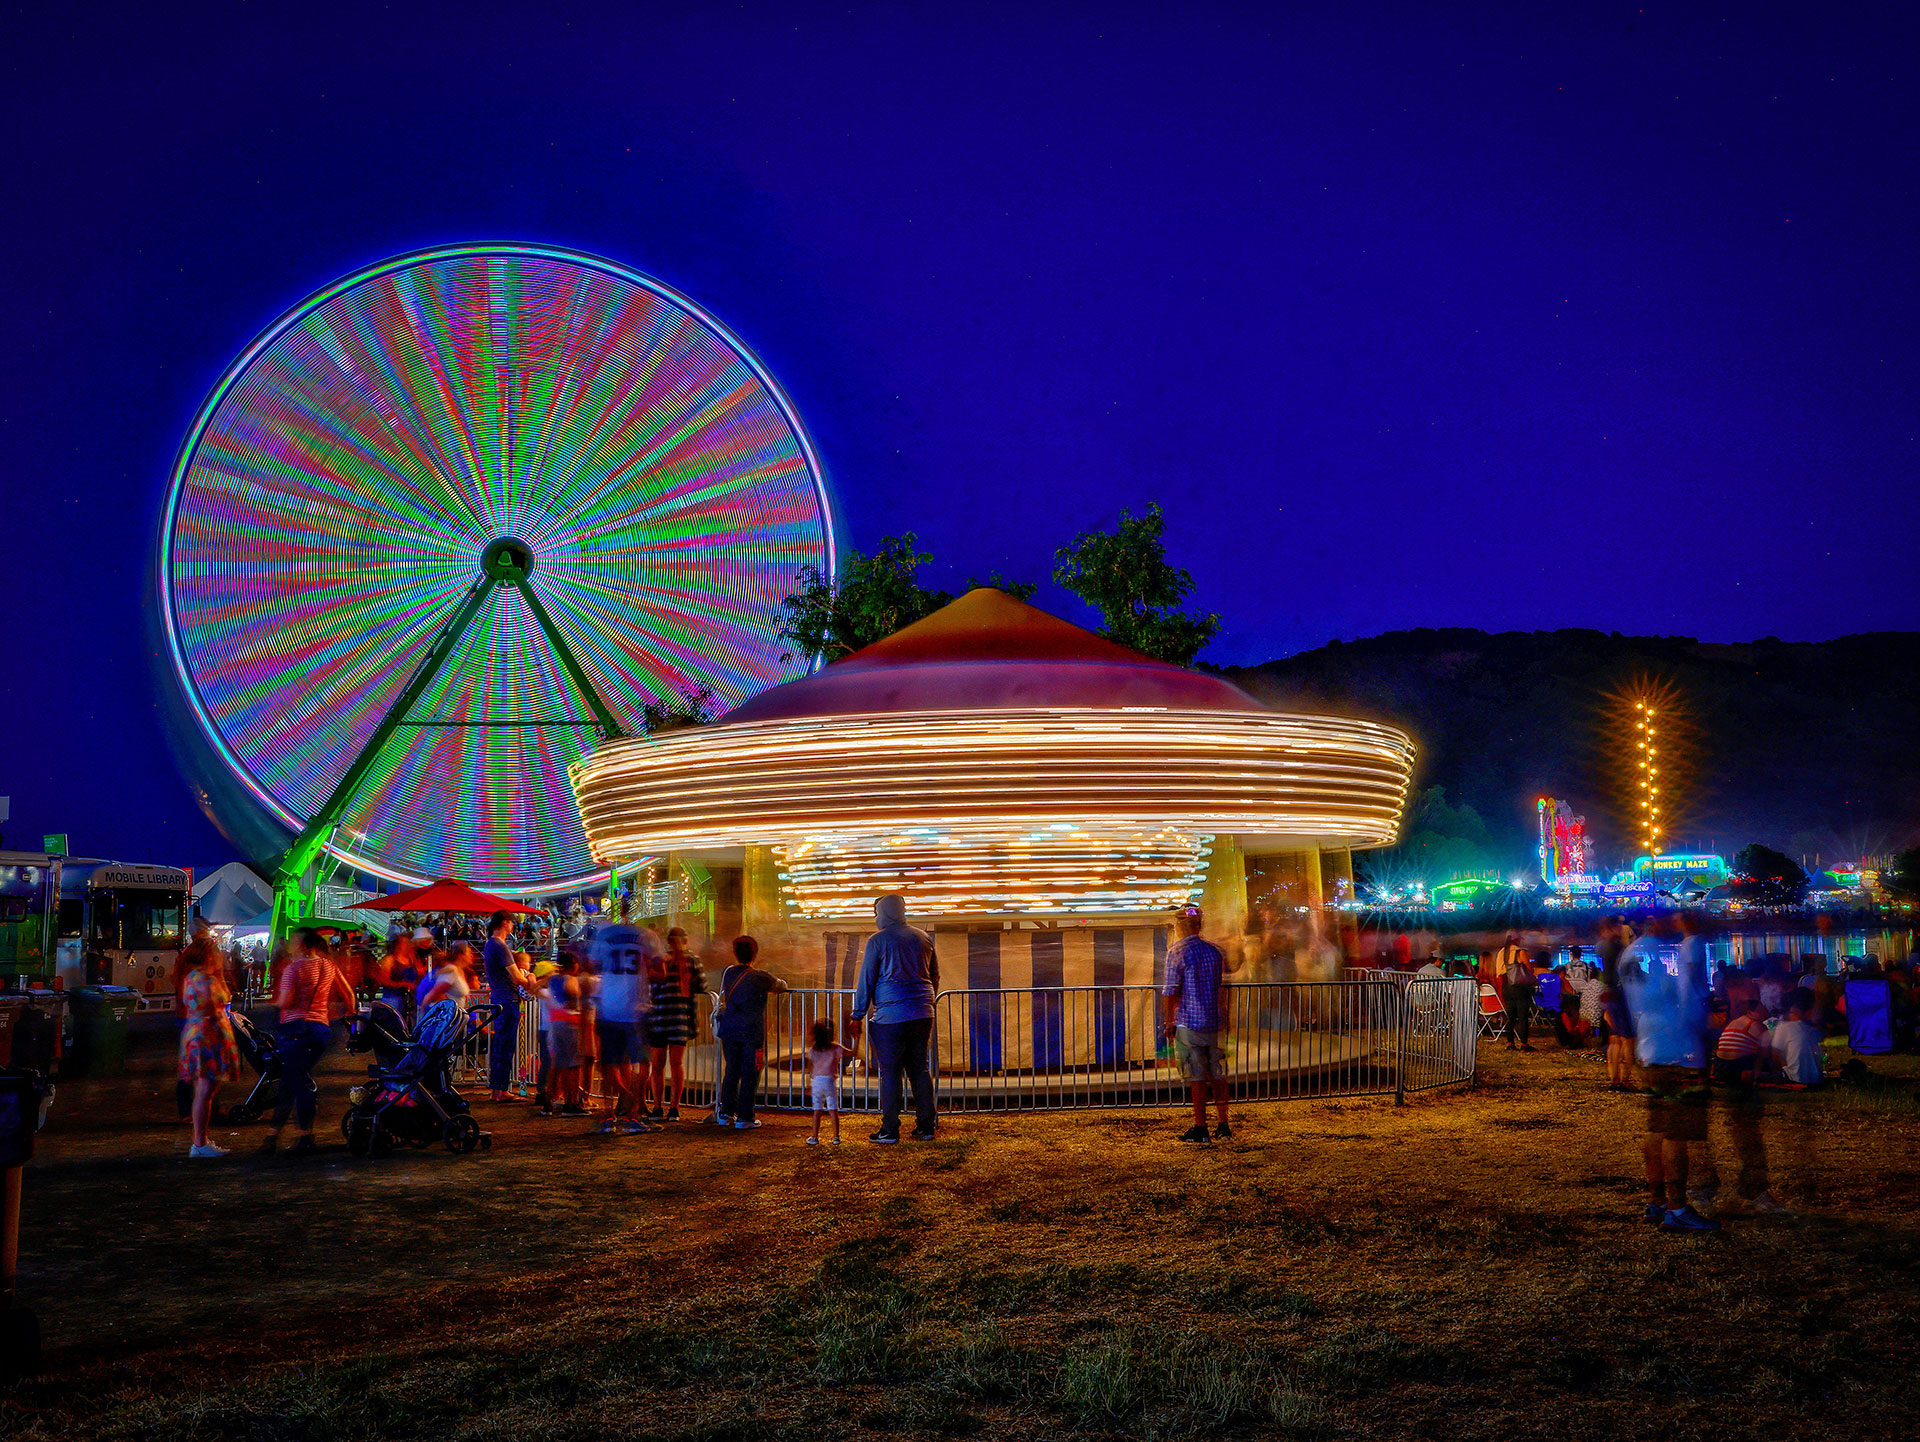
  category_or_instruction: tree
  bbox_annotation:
[1051,502,1220,665]
[641,686,715,736]
[1729,843,1810,907]
[1885,847,1920,899]
[777,534,952,665]
[964,572,1037,602]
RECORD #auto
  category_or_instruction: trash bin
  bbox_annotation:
[67,986,138,1078]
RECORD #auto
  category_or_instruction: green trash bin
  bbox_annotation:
[68,986,138,1078]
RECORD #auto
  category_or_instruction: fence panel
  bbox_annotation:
[1398,977,1478,1092]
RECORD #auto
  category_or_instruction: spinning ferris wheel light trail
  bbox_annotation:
[158,245,835,931]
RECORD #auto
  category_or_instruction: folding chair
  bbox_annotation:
[1477,983,1508,1040]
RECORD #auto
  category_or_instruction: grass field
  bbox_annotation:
[3,1037,1917,1441]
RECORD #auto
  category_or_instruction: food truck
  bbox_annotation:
[54,861,192,1007]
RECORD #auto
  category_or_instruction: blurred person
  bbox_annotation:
[173,917,223,1120]
[541,951,589,1115]
[482,910,541,1104]
[1708,990,1788,1214]
[178,933,239,1157]
[1597,917,1636,1089]
[420,944,472,1012]
[589,920,660,1134]
[1772,989,1825,1086]
[1499,937,1536,1051]
[1162,904,1233,1143]
[1620,913,1718,1231]
[645,926,705,1120]
[804,1017,857,1146]
[261,927,355,1156]
[847,894,937,1144]
[715,935,790,1131]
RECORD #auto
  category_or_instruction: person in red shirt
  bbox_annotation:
[1710,996,1785,1213]
[260,928,356,1156]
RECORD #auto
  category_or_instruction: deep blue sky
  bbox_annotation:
[4,1,1916,868]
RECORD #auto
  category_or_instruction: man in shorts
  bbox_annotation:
[589,922,661,1135]
[1620,912,1718,1231]
[1162,905,1232,1144]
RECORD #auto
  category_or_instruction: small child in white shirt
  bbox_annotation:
[806,1018,857,1146]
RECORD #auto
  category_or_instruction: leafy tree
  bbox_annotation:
[641,686,715,736]
[1386,786,1503,879]
[964,571,1037,602]
[1730,843,1810,907]
[1885,847,1920,899]
[1052,502,1220,665]
[777,534,953,665]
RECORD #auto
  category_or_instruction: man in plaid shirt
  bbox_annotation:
[1162,905,1232,1143]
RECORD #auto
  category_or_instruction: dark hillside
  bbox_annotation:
[1221,630,1920,871]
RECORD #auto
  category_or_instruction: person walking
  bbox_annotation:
[1162,904,1232,1143]
[645,926,705,1120]
[589,921,660,1134]
[482,910,541,1104]
[260,928,356,1156]
[541,951,590,1116]
[713,935,789,1130]
[848,894,939,1144]
[1620,913,1719,1231]
[178,936,239,1157]
[1496,932,1535,1050]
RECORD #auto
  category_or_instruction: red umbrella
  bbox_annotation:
[345,878,545,916]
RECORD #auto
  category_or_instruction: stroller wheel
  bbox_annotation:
[227,1100,258,1124]
[443,1114,481,1154]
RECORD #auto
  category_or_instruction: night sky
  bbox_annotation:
[4,2,1916,869]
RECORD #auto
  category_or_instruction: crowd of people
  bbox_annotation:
[170,891,949,1156]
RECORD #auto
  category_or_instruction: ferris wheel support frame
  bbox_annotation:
[268,538,625,940]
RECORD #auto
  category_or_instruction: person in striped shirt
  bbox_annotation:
[1710,995,1786,1214]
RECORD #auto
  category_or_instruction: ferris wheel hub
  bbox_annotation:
[480,537,535,580]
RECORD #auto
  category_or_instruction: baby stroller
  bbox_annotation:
[221,1007,312,1124]
[341,999,497,1157]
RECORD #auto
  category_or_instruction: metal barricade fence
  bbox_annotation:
[451,990,724,1110]
[451,980,1476,1113]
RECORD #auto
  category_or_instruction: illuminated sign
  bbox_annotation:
[1633,853,1728,884]
[94,866,190,891]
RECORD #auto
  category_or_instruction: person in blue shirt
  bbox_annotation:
[1161,905,1232,1144]
[482,910,542,1104]
[1620,912,1718,1232]
[848,893,940,1144]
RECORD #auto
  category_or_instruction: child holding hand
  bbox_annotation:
[806,1018,857,1146]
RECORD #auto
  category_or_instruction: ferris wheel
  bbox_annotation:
[159,244,835,915]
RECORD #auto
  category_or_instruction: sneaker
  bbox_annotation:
[869,1131,899,1145]
[734,1118,762,1130]
[621,1120,653,1135]
[189,1143,230,1159]
[1212,1123,1233,1141]
[597,1118,620,1134]
[909,1130,936,1142]
[289,1135,317,1156]
[666,1106,680,1121]
[536,1106,556,1118]
[805,1136,819,1146]
[1660,1205,1721,1233]
[1686,1188,1718,1215]
[646,1105,664,1120]
[1746,1192,1794,1216]
[715,1113,734,1127]
[830,1136,841,1146]
[1178,1124,1211,1144]
[559,1104,587,1116]
[1642,1202,1667,1225]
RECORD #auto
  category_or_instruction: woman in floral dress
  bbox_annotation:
[179,945,240,1158]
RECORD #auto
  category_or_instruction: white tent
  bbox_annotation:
[192,862,275,927]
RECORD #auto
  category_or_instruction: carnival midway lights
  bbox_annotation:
[157,246,835,928]
[571,586,1417,1031]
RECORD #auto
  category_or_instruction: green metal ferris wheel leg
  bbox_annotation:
[270,569,501,936]
[508,575,626,742]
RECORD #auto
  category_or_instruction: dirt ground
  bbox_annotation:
[2,1034,1917,1442]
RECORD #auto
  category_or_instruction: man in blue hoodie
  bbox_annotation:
[848,893,940,1143]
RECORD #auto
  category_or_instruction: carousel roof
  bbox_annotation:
[722,588,1261,723]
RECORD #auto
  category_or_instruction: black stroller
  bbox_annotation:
[341,999,497,1157]
[221,1007,312,1124]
